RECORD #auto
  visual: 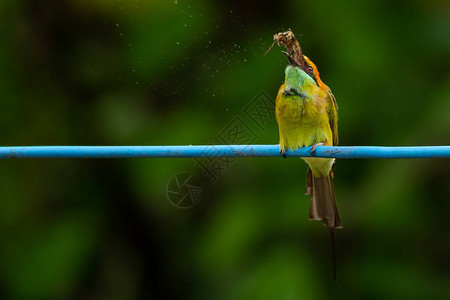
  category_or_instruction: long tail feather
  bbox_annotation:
[306,170,341,281]
[308,174,341,228]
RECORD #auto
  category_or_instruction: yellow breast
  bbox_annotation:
[276,83,332,152]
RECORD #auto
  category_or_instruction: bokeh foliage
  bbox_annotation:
[0,0,449,299]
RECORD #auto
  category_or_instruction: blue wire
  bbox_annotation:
[0,145,449,159]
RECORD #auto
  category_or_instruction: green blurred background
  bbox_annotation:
[0,0,449,299]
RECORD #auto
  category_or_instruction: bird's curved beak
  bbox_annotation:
[282,51,301,68]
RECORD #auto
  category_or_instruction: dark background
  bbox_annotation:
[0,0,449,299]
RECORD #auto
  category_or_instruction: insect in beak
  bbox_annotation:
[282,51,302,68]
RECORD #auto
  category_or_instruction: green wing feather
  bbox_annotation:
[326,88,339,146]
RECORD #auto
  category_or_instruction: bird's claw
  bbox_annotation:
[280,148,287,158]
[309,143,325,156]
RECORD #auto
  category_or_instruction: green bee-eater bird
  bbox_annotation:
[275,49,341,280]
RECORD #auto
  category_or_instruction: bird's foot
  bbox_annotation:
[309,143,325,156]
[280,148,287,158]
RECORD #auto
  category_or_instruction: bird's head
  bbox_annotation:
[283,51,323,88]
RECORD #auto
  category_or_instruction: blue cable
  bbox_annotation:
[0,145,449,159]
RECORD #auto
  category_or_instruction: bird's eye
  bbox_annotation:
[307,66,313,73]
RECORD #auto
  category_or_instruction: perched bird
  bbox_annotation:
[275,49,341,280]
